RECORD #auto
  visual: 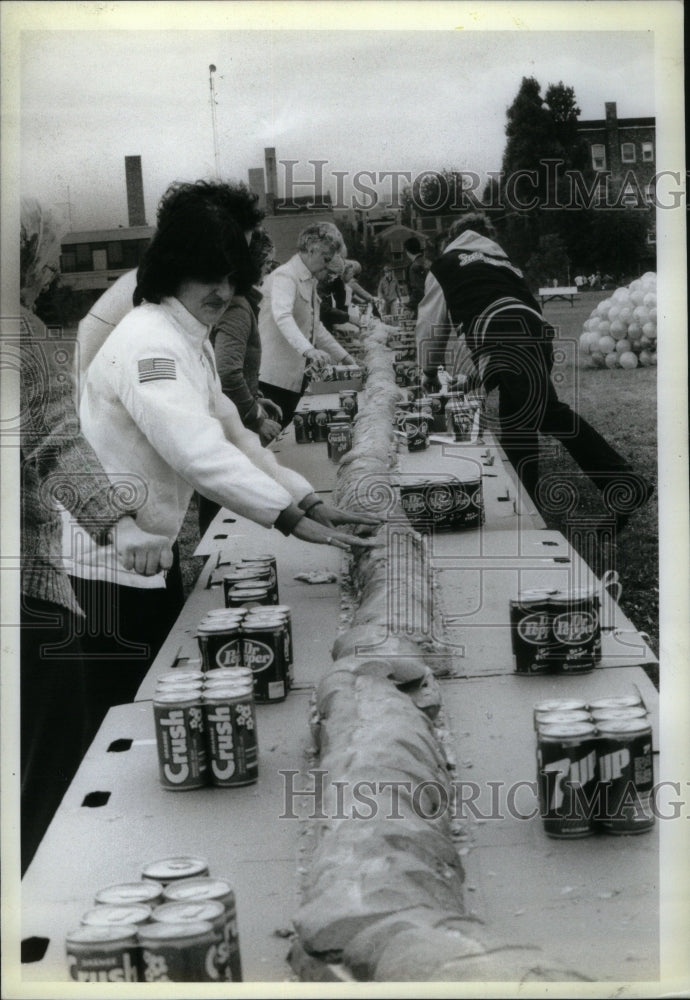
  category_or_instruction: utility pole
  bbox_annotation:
[209,64,221,178]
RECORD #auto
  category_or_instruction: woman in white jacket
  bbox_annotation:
[64,189,377,716]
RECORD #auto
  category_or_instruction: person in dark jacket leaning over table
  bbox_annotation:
[415,212,653,532]
[198,229,283,535]
[63,186,379,718]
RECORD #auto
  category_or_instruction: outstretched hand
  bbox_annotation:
[291,517,377,550]
[306,501,383,534]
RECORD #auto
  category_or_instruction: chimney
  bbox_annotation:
[604,102,621,180]
[248,168,267,212]
[125,155,147,227]
[264,147,278,211]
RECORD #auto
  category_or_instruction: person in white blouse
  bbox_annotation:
[258,222,357,427]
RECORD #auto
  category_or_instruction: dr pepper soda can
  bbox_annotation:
[510,590,554,675]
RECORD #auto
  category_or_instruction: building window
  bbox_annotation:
[591,144,606,170]
[642,141,654,162]
[108,241,123,266]
[60,252,76,272]
[76,244,91,269]
[621,142,636,163]
[645,182,655,206]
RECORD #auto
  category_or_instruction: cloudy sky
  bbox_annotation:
[7,2,674,233]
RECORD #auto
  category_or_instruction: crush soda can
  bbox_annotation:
[141,856,210,886]
[537,722,598,838]
[138,920,219,982]
[241,619,289,702]
[510,590,554,675]
[327,421,353,463]
[153,690,207,790]
[595,717,655,834]
[163,877,243,982]
[201,683,258,786]
[95,882,164,907]
[66,925,140,983]
[81,904,153,929]
[152,900,229,981]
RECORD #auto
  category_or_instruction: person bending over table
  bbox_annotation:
[415,212,653,532]
[257,222,358,429]
[63,189,379,721]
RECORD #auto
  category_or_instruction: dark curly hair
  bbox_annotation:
[156,179,265,233]
[134,193,255,305]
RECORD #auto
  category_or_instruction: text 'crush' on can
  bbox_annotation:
[163,876,242,982]
[537,722,598,838]
[201,684,258,787]
[153,691,207,791]
[153,900,229,981]
[66,924,140,983]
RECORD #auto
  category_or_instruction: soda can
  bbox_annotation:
[445,398,474,442]
[293,409,311,443]
[196,619,243,672]
[82,904,153,929]
[535,709,592,730]
[156,670,205,689]
[137,920,219,982]
[327,421,353,463]
[550,592,601,674]
[510,590,554,676]
[240,555,279,602]
[533,698,588,728]
[595,717,655,834]
[403,412,429,452]
[153,900,229,981]
[226,585,272,609]
[152,691,207,791]
[66,924,140,983]
[223,566,273,605]
[202,666,254,689]
[141,856,210,886]
[588,694,644,711]
[245,611,292,687]
[163,876,243,982]
[202,685,259,787]
[338,389,358,417]
[309,408,332,442]
[241,620,289,703]
[591,706,648,723]
[95,882,164,907]
[537,722,598,838]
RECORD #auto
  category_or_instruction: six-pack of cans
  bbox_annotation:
[510,587,602,676]
[534,695,655,839]
[65,856,242,983]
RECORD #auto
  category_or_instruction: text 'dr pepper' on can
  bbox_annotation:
[153,900,229,981]
[162,877,242,982]
[197,617,243,671]
[66,924,140,983]
[510,590,554,676]
[153,691,207,791]
[202,685,258,787]
[549,591,601,675]
[241,620,288,703]
[141,856,210,886]
[595,717,655,834]
[138,920,219,982]
[537,722,598,838]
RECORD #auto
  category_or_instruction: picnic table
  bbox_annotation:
[539,285,579,306]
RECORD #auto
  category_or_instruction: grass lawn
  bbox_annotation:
[175,288,659,675]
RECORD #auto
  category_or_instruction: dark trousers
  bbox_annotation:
[198,494,220,537]
[258,379,308,430]
[21,596,90,875]
[478,312,641,511]
[68,542,184,739]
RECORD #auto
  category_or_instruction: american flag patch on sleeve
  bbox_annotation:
[137,357,177,383]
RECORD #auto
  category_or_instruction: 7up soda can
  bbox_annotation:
[537,722,598,838]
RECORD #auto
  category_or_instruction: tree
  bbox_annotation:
[20,197,60,308]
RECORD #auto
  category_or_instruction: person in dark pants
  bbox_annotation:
[19,306,173,875]
[404,236,428,318]
[415,212,653,530]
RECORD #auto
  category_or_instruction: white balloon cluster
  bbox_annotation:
[579,272,657,370]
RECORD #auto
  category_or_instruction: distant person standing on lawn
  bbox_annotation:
[415,212,653,530]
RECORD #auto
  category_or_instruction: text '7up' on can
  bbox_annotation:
[510,590,554,676]
[153,691,207,791]
[242,619,289,703]
[201,684,258,787]
[163,877,243,982]
[66,924,140,983]
[595,717,655,834]
[137,920,219,982]
[537,722,598,838]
